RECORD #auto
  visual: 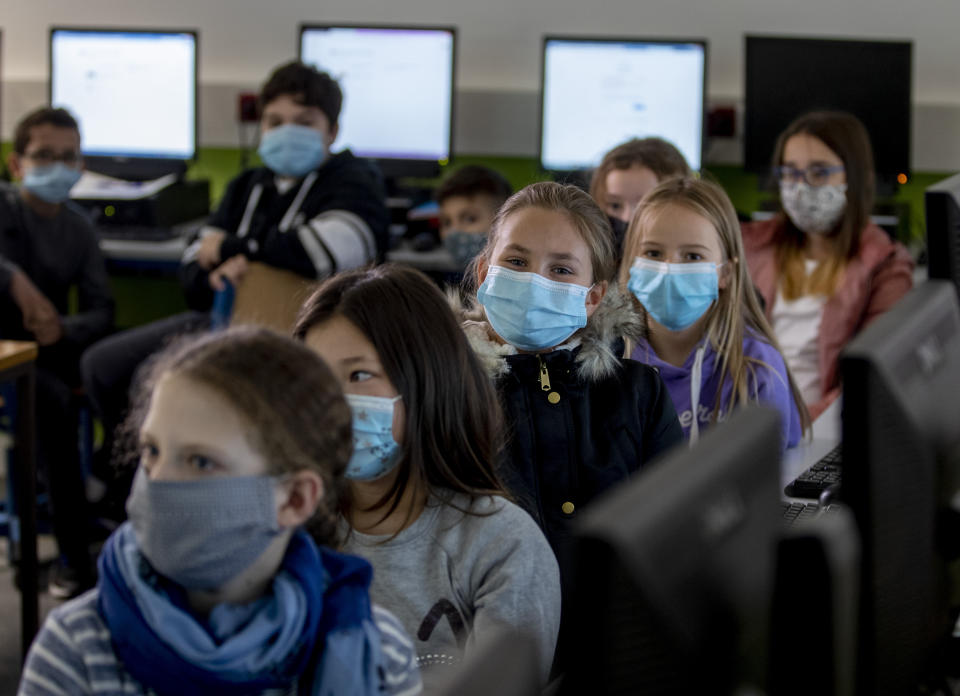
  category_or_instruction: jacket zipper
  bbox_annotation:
[538,356,552,392]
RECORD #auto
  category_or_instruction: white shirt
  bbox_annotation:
[772,260,827,405]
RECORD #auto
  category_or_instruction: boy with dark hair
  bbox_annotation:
[2,106,114,597]
[435,165,512,267]
[81,62,389,508]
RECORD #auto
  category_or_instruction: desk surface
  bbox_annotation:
[0,341,38,372]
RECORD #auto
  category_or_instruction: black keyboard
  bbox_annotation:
[781,501,823,527]
[98,225,179,242]
[784,444,842,499]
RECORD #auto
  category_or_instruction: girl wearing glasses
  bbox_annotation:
[741,111,913,419]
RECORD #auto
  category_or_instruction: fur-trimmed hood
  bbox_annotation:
[451,285,646,383]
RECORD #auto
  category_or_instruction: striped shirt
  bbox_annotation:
[18,590,422,696]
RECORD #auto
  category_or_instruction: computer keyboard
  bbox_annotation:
[781,501,823,527]
[784,444,842,499]
[98,225,180,242]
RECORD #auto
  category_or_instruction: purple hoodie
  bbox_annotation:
[631,332,803,449]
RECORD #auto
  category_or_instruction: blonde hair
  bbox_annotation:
[620,177,811,431]
[469,181,617,287]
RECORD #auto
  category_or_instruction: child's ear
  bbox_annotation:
[585,280,609,319]
[476,257,489,286]
[326,123,339,148]
[719,258,738,292]
[6,152,23,181]
[276,470,324,528]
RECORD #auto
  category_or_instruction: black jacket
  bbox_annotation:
[459,288,683,585]
[181,151,389,311]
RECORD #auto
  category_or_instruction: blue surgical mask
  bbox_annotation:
[628,257,720,332]
[22,163,82,204]
[477,265,590,352]
[346,394,402,481]
[258,124,329,178]
[443,231,488,268]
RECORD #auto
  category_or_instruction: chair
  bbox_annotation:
[209,262,316,334]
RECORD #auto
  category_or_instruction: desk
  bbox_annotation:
[0,341,39,659]
[97,219,199,271]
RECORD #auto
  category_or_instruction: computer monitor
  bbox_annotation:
[840,280,960,695]
[744,35,912,185]
[49,27,198,180]
[539,36,706,175]
[562,407,781,695]
[299,24,455,180]
[925,172,960,300]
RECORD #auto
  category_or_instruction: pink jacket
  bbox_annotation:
[742,217,914,419]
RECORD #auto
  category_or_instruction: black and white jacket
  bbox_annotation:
[181,151,389,311]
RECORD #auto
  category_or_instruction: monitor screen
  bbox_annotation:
[299,25,455,170]
[540,37,706,173]
[744,35,912,181]
[925,172,960,301]
[840,281,960,695]
[563,407,781,694]
[50,28,197,161]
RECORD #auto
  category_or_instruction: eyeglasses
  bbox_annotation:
[23,150,81,167]
[774,164,845,187]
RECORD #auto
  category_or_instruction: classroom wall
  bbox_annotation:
[3,0,960,168]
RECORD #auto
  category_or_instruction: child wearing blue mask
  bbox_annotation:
[20,328,421,696]
[81,61,389,519]
[622,177,809,449]
[457,181,683,671]
[1,106,114,597]
[295,265,561,690]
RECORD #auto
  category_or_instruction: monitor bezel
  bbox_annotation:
[48,26,200,178]
[538,33,709,177]
[743,33,913,181]
[298,22,457,179]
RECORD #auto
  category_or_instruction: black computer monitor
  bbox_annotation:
[840,280,960,695]
[562,407,781,695]
[49,27,199,180]
[926,172,960,301]
[744,35,912,185]
[539,36,706,176]
[299,24,456,180]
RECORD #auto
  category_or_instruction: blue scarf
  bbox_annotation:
[97,523,384,696]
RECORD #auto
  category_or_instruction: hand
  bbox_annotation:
[195,230,227,270]
[10,270,62,345]
[208,255,249,292]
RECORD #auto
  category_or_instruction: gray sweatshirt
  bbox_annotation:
[341,492,561,689]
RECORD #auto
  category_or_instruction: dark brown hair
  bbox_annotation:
[122,327,352,546]
[771,110,876,299]
[436,165,513,207]
[260,61,343,128]
[293,264,508,528]
[14,107,80,155]
[589,137,692,209]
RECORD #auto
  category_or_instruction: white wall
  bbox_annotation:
[3,0,959,168]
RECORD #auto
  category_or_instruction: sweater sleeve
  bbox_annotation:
[461,500,561,681]
[752,353,803,450]
[59,223,114,349]
[18,611,92,696]
[373,606,423,695]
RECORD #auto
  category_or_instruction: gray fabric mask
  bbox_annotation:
[126,468,284,590]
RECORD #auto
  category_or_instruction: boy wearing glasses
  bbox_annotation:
[1,106,114,598]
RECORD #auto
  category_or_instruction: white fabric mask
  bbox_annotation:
[780,181,847,235]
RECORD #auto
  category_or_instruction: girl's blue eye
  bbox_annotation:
[350,370,373,383]
[642,249,661,259]
[684,253,704,262]
[188,455,217,472]
[505,257,526,267]
[552,266,573,275]
[139,443,159,463]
